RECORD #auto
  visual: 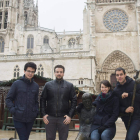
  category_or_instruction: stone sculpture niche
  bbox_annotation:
[75,93,96,140]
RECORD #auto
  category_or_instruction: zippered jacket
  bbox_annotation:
[5,75,39,122]
[113,76,140,120]
[40,79,77,118]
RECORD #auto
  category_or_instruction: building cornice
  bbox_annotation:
[96,1,135,6]
[0,51,95,62]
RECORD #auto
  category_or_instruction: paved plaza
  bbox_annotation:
[0,118,139,140]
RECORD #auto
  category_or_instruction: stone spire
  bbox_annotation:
[24,0,35,7]
[23,0,38,27]
[36,0,38,7]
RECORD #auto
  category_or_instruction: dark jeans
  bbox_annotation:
[90,127,116,140]
[45,116,69,140]
[122,117,140,140]
[14,120,34,140]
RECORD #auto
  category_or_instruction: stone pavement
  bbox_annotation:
[0,118,139,140]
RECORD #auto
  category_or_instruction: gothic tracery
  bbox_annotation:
[14,65,20,78]
[102,50,135,73]
[38,64,44,77]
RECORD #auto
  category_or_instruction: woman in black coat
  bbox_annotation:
[90,80,119,140]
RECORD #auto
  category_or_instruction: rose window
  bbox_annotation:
[103,9,128,32]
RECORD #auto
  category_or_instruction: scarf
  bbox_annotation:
[99,92,110,102]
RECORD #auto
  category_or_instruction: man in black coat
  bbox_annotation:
[6,62,39,140]
[40,65,77,140]
[114,67,140,140]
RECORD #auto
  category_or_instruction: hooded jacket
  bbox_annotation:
[114,76,140,120]
[6,75,39,122]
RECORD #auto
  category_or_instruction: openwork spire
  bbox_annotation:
[36,0,38,7]
[24,0,34,7]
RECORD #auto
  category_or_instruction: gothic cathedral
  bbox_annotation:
[0,0,139,94]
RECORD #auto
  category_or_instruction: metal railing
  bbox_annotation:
[7,117,79,139]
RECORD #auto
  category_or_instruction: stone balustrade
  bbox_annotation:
[66,79,95,94]
[60,44,83,50]
[57,31,83,35]
[96,0,135,3]
[24,27,55,32]
[66,79,94,87]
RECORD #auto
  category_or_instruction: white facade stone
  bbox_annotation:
[0,0,139,94]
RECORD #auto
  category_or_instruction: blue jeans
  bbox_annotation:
[14,120,34,140]
[91,127,116,140]
[122,117,140,140]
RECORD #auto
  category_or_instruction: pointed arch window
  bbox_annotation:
[68,38,75,48]
[33,15,36,26]
[0,12,2,29]
[0,2,3,7]
[38,64,44,77]
[5,1,9,7]
[0,37,4,53]
[4,11,8,29]
[24,11,28,24]
[14,65,20,78]
[27,35,34,49]
[43,36,49,45]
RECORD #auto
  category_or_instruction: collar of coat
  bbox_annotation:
[20,75,34,84]
[116,76,133,87]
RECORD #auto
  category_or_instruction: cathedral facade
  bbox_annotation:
[0,0,139,94]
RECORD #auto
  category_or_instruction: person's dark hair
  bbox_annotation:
[54,65,65,73]
[115,67,126,75]
[24,62,37,72]
[100,80,112,91]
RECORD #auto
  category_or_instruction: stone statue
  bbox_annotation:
[75,93,96,140]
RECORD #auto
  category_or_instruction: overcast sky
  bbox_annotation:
[35,0,87,32]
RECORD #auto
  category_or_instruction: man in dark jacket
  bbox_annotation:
[6,62,39,140]
[114,67,140,140]
[40,65,77,140]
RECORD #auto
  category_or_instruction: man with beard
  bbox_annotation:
[40,65,77,140]
[114,67,140,140]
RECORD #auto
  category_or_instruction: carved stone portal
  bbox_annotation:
[96,50,135,93]
[102,50,135,73]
